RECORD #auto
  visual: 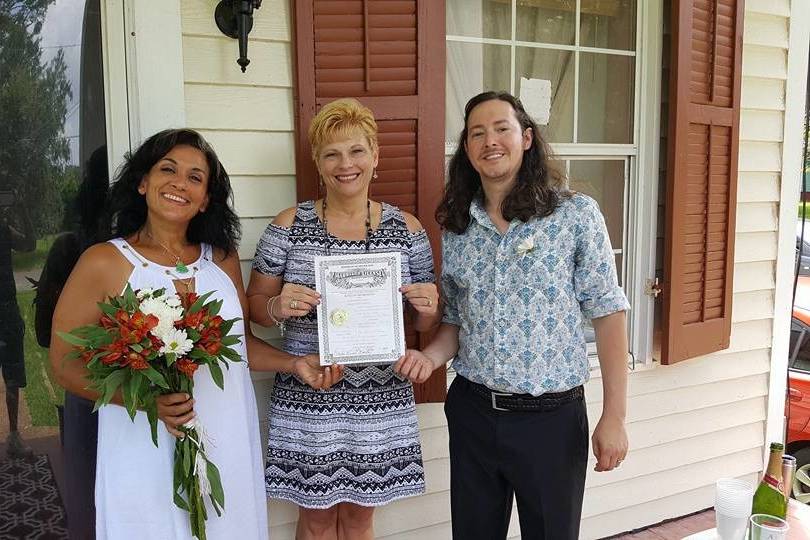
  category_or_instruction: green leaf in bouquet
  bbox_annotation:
[220,335,241,347]
[100,369,128,406]
[208,361,224,390]
[56,331,90,348]
[206,459,225,515]
[123,284,137,310]
[189,348,209,360]
[219,318,238,336]
[188,291,215,314]
[123,372,143,420]
[207,299,223,317]
[130,343,143,353]
[165,352,177,366]
[153,287,167,298]
[220,346,244,364]
[187,328,201,342]
[182,438,192,478]
[146,398,159,447]
[98,302,119,318]
[142,366,169,389]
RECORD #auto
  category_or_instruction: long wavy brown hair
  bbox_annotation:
[437,91,569,234]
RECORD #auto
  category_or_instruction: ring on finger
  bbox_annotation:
[290,299,298,309]
[427,297,432,306]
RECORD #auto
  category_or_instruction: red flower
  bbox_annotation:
[204,341,221,355]
[101,339,128,366]
[176,358,199,378]
[125,352,149,370]
[182,292,199,309]
[100,314,116,329]
[183,310,205,330]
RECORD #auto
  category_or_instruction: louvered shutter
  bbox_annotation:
[661,0,744,364]
[293,0,447,401]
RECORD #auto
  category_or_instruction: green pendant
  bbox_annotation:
[175,261,189,274]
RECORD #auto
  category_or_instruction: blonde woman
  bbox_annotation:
[247,99,440,539]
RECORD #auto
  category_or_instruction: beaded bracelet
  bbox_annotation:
[266,295,286,336]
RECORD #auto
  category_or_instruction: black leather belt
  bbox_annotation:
[460,376,584,412]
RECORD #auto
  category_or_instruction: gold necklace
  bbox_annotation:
[146,230,191,274]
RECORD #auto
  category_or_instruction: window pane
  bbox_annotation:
[580,0,636,51]
[515,46,574,143]
[516,0,575,45]
[446,0,510,40]
[577,53,634,143]
[2,0,108,434]
[446,42,511,143]
[568,160,625,253]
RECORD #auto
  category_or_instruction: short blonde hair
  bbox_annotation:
[308,98,378,160]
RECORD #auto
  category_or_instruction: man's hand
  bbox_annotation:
[393,349,438,384]
[592,413,628,472]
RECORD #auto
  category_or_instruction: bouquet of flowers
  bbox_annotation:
[59,285,242,540]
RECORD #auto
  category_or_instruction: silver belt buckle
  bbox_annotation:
[491,391,512,411]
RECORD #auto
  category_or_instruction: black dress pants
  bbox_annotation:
[444,376,589,540]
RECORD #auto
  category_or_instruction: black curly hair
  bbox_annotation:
[437,91,569,234]
[104,129,241,255]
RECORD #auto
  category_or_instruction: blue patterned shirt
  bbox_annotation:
[442,193,630,396]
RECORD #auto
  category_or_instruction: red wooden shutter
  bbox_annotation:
[662,0,744,364]
[293,0,447,401]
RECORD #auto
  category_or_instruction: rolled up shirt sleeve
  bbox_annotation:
[252,223,291,277]
[573,196,630,320]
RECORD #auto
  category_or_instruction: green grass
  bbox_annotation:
[12,234,57,271]
[17,289,63,426]
[801,202,810,220]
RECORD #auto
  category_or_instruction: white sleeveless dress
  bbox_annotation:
[95,238,268,539]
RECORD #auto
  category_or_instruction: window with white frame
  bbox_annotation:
[445,0,663,364]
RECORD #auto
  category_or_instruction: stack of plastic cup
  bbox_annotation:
[714,478,755,540]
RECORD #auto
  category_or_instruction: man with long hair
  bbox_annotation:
[395,91,630,539]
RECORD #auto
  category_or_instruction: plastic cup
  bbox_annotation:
[716,512,750,540]
[748,514,789,540]
[715,478,755,515]
[714,478,755,539]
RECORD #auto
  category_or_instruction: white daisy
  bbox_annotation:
[158,328,194,357]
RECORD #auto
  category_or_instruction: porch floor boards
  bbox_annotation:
[605,508,716,539]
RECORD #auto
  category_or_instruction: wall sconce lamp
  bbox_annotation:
[214,0,262,72]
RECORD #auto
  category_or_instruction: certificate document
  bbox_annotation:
[314,252,405,366]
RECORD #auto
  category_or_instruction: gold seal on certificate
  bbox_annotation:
[329,308,349,327]
[314,252,405,366]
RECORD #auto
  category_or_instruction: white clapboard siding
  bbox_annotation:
[746,0,790,17]
[183,37,292,87]
[737,172,780,203]
[734,260,775,292]
[742,77,785,110]
[736,202,778,233]
[742,44,788,79]
[739,141,783,172]
[732,289,775,321]
[198,130,296,176]
[185,86,294,131]
[231,176,296,218]
[740,109,784,142]
[734,231,778,263]
[744,13,789,48]
[585,422,764,489]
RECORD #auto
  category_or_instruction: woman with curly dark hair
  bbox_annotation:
[396,92,630,540]
[49,129,338,539]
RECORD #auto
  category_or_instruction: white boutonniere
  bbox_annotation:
[516,236,536,257]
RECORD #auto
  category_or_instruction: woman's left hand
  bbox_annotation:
[400,283,439,316]
[293,354,345,390]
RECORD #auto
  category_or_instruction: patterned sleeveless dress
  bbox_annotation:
[252,201,433,508]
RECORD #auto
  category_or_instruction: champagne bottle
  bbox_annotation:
[751,442,787,519]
